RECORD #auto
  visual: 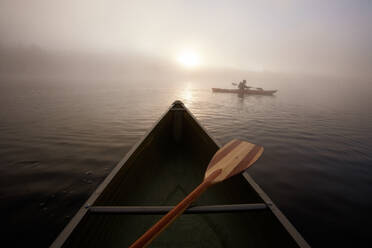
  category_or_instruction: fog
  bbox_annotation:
[0,0,371,81]
[1,2,372,247]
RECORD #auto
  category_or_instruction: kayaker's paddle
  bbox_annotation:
[129,139,264,248]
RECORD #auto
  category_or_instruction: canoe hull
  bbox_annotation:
[212,88,277,95]
[50,100,309,248]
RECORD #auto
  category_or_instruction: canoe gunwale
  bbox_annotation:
[243,173,311,248]
[50,100,310,248]
[180,101,310,248]
[50,102,178,248]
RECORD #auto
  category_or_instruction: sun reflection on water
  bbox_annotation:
[183,88,193,101]
[178,82,194,104]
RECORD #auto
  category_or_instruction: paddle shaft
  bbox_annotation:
[129,170,221,248]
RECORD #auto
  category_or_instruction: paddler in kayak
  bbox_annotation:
[238,80,250,94]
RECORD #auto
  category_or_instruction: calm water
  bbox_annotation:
[0,79,371,247]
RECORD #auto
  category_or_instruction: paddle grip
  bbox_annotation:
[129,170,220,248]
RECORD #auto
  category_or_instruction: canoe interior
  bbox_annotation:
[60,102,299,248]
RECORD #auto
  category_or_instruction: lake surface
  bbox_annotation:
[0,78,371,247]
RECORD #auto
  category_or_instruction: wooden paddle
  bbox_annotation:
[129,139,264,248]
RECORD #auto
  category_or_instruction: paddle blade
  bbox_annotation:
[204,139,263,184]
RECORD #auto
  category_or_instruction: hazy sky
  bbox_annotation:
[1,0,371,78]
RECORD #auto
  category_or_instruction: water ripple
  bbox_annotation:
[0,81,371,247]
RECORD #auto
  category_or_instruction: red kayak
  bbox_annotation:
[212,88,277,95]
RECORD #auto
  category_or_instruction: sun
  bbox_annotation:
[177,50,200,68]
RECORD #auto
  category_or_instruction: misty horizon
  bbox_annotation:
[1,0,372,82]
[0,43,371,85]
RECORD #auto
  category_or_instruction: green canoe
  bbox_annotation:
[50,100,310,248]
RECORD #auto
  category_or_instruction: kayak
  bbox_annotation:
[212,88,277,95]
[50,100,309,248]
